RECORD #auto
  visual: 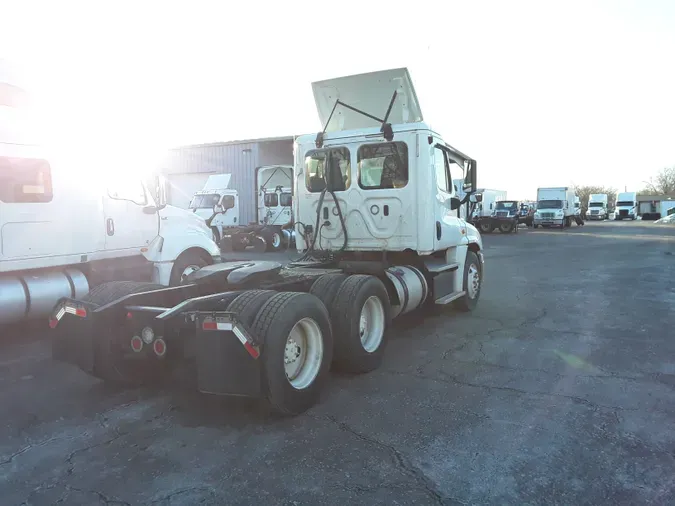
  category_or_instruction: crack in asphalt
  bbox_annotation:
[313,414,448,505]
[150,486,214,504]
[64,430,129,477]
[381,369,641,413]
[0,435,74,466]
[443,357,665,385]
[55,485,131,505]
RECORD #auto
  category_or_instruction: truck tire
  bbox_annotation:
[479,221,493,234]
[454,251,482,312]
[251,236,267,253]
[330,275,391,373]
[231,234,247,251]
[533,224,539,228]
[81,281,166,386]
[82,281,164,307]
[170,250,210,286]
[227,290,277,327]
[309,273,347,309]
[252,292,333,415]
[263,228,284,252]
[498,222,513,233]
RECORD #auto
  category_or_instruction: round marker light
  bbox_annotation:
[130,335,143,352]
[153,338,166,357]
[141,326,155,344]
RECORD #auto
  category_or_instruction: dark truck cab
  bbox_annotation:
[471,200,521,234]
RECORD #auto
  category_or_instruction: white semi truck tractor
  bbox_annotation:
[50,68,483,416]
[0,60,220,326]
[587,193,609,220]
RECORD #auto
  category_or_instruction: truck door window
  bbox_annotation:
[221,194,235,209]
[0,157,53,203]
[108,180,147,206]
[264,193,279,207]
[305,147,351,193]
[433,148,451,193]
[280,192,292,207]
[357,142,408,189]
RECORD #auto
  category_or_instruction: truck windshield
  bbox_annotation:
[538,199,563,209]
[190,194,221,209]
[589,202,604,208]
[616,201,633,206]
[280,193,292,207]
[495,201,518,210]
[264,193,279,207]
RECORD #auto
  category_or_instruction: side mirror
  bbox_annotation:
[152,175,168,210]
[450,197,462,210]
[463,159,477,194]
[213,203,225,215]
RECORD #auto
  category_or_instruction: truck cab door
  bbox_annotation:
[211,193,238,228]
[432,144,468,251]
[103,179,158,253]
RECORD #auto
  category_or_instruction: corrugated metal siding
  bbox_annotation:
[162,142,260,224]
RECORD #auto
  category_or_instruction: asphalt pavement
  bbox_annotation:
[1,220,674,505]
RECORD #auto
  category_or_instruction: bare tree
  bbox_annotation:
[572,185,617,211]
[642,166,675,195]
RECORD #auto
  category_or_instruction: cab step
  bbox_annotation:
[434,291,466,305]
[424,260,459,273]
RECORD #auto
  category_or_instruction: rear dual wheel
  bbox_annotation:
[244,292,333,415]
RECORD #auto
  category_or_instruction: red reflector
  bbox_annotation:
[75,308,87,318]
[153,338,166,357]
[202,321,217,330]
[49,318,58,329]
[244,341,260,359]
[130,336,143,352]
[126,312,133,320]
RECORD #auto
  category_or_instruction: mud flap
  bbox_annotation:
[194,312,262,397]
[51,299,97,374]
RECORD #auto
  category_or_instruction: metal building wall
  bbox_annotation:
[163,141,260,224]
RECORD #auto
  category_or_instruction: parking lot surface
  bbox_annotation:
[1,221,674,505]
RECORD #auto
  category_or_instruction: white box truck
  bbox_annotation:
[533,187,576,228]
[615,191,637,220]
[587,193,609,220]
[0,61,220,326]
[469,189,506,219]
[190,165,295,252]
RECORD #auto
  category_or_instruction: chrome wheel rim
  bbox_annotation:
[467,263,480,299]
[359,296,385,353]
[284,317,323,390]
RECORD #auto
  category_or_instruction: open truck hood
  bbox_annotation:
[202,174,232,190]
[312,68,423,132]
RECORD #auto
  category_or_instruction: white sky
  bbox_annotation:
[2,0,674,199]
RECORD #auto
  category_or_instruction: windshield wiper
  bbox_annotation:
[315,91,398,148]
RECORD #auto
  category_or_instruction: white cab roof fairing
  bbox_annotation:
[312,68,423,133]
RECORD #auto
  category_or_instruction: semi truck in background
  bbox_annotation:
[587,193,609,220]
[615,191,638,220]
[533,187,576,228]
[190,165,295,252]
[574,196,581,217]
[0,59,220,326]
